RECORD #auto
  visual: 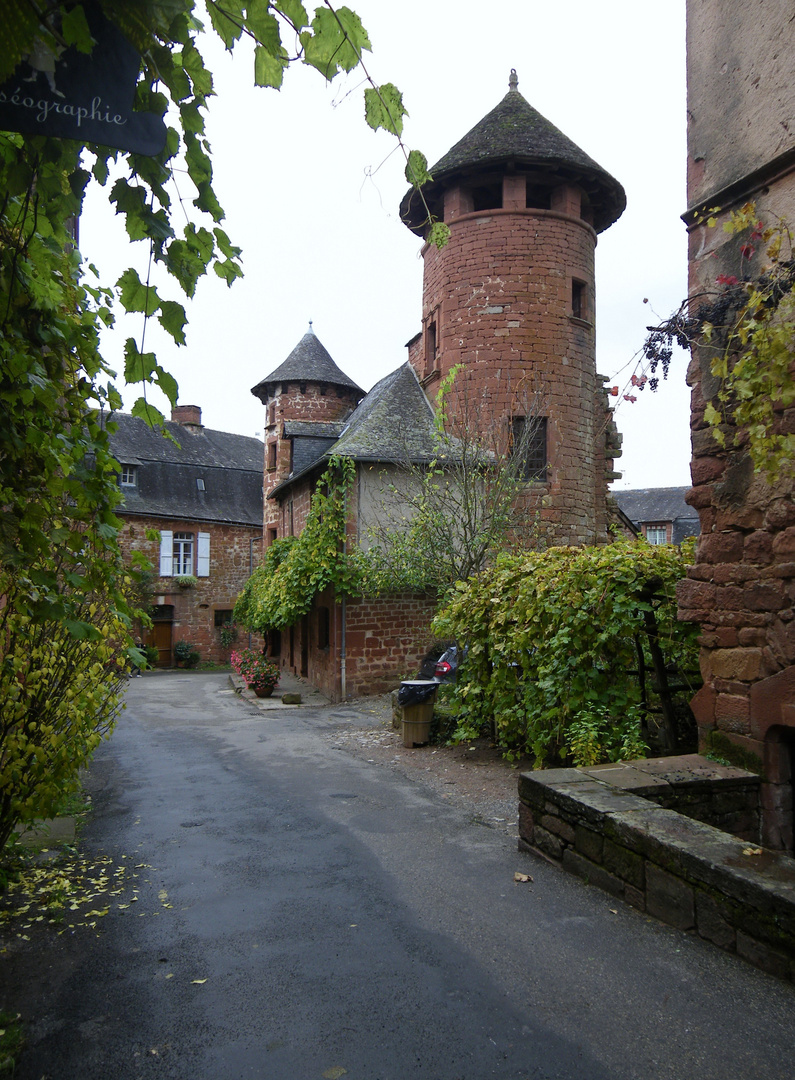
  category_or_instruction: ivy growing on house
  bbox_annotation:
[233,457,360,631]
[641,202,795,481]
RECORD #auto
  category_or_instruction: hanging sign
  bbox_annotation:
[0,8,167,157]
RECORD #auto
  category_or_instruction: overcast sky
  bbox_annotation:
[81,0,691,491]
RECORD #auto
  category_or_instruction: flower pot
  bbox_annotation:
[253,686,273,698]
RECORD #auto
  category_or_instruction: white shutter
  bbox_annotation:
[159,530,173,576]
[197,532,210,577]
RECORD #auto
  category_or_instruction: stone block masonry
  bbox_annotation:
[118,514,263,665]
[518,757,795,981]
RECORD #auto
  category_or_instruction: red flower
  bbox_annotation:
[716,273,739,286]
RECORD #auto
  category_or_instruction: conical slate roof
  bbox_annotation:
[400,72,625,234]
[251,326,363,404]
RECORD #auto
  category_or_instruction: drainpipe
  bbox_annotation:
[340,480,349,701]
[248,536,254,649]
[340,595,347,702]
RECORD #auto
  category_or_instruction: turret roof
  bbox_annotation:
[400,72,625,235]
[251,327,363,403]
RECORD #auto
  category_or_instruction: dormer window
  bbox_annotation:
[120,465,137,487]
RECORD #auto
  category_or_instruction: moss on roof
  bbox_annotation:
[400,78,625,235]
[251,329,364,403]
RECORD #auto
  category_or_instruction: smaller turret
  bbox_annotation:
[251,325,364,537]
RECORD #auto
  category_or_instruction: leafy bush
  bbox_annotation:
[433,539,699,766]
[143,645,160,667]
[173,640,200,668]
[0,601,128,852]
[565,707,648,767]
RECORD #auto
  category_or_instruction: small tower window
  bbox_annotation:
[571,280,587,321]
[267,441,277,470]
[425,320,437,373]
[471,180,503,212]
[511,416,548,482]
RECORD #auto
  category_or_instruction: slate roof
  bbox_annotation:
[269,363,440,499]
[400,75,626,235]
[332,363,439,463]
[250,328,364,404]
[613,487,700,544]
[106,412,263,527]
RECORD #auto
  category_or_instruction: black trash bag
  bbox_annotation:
[398,681,438,707]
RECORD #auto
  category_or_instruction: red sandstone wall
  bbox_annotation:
[681,0,795,849]
[276,587,439,702]
[263,381,360,514]
[117,515,263,664]
[412,204,613,546]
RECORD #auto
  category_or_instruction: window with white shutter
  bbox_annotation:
[197,532,210,577]
[159,530,173,576]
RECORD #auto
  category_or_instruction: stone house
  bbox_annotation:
[250,74,625,701]
[614,487,701,545]
[677,2,795,850]
[108,405,264,666]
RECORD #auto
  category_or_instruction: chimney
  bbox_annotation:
[171,405,203,433]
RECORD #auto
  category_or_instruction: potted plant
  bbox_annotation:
[230,648,280,698]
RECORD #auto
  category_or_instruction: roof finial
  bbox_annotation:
[509,68,518,92]
[308,319,314,333]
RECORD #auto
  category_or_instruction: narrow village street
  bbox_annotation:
[2,673,794,1080]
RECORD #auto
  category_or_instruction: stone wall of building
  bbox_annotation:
[117,514,263,665]
[412,199,616,546]
[262,380,360,528]
[680,0,795,850]
[276,587,439,702]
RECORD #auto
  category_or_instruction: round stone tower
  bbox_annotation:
[400,72,626,545]
[251,326,363,534]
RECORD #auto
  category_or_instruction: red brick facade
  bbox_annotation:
[276,587,439,701]
[264,381,360,531]
[679,1,795,849]
[117,514,264,666]
[412,181,619,546]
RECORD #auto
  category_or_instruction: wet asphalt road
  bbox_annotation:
[6,673,795,1079]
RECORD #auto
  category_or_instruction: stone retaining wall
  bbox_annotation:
[518,760,795,981]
